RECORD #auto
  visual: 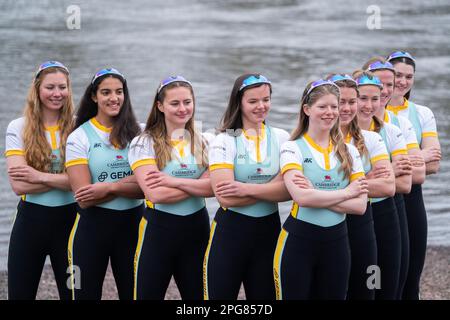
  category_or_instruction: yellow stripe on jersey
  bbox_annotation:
[386,99,408,115]
[303,133,333,170]
[209,163,234,171]
[422,132,438,138]
[243,123,265,163]
[5,149,24,157]
[370,154,389,164]
[131,158,156,171]
[391,149,408,157]
[281,163,303,175]
[203,220,217,300]
[45,126,59,149]
[350,171,365,182]
[91,117,112,133]
[65,158,88,168]
[274,228,288,300]
[407,143,420,150]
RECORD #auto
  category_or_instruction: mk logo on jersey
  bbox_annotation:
[324,175,332,181]
[116,155,124,160]
[303,158,313,163]
[94,143,102,148]
[180,163,188,169]
[256,168,263,174]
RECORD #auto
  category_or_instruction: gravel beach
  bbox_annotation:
[0,246,448,300]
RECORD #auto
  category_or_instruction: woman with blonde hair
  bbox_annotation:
[5,61,76,299]
[274,79,368,300]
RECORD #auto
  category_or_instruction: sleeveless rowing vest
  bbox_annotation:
[289,137,348,227]
[24,148,74,207]
[81,121,142,211]
[147,151,206,216]
[228,125,279,217]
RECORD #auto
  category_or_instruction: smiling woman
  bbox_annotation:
[5,61,77,300]
[204,74,291,300]
[65,67,144,300]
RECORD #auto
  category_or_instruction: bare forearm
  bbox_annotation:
[425,161,440,175]
[217,196,258,208]
[411,165,426,184]
[146,187,190,204]
[176,178,214,198]
[111,181,144,199]
[329,194,368,215]
[247,181,291,202]
[77,195,116,209]
[395,175,412,194]
[40,173,72,191]
[291,188,350,208]
[9,180,51,195]
[367,178,395,198]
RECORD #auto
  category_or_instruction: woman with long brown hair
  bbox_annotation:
[274,79,368,300]
[66,68,144,300]
[131,76,213,300]
[204,74,291,300]
[6,61,76,299]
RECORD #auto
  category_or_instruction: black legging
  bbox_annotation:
[68,204,143,300]
[204,208,280,300]
[371,197,401,300]
[8,200,77,300]
[393,193,410,299]
[274,216,350,300]
[402,184,428,300]
[134,207,210,300]
[346,203,377,300]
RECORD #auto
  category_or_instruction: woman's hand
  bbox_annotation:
[392,155,412,177]
[215,180,249,198]
[409,154,425,167]
[8,165,45,184]
[144,170,178,189]
[421,147,441,163]
[292,173,313,189]
[345,177,369,199]
[366,165,390,180]
[75,183,111,202]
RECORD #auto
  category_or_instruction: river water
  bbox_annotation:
[0,0,449,270]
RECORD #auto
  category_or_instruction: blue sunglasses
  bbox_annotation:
[366,60,395,72]
[36,61,69,78]
[386,51,415,63]
[355,74,383,89]
[157,75,192,93]
[328,74,357,85]
[239,75,271,91]
[91,68,125,84]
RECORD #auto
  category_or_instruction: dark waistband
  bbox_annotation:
[282,215,348,241]
[143,206,209,229]
[18,200,77,220]
[78,203,144,218]
[213,207,280,233]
